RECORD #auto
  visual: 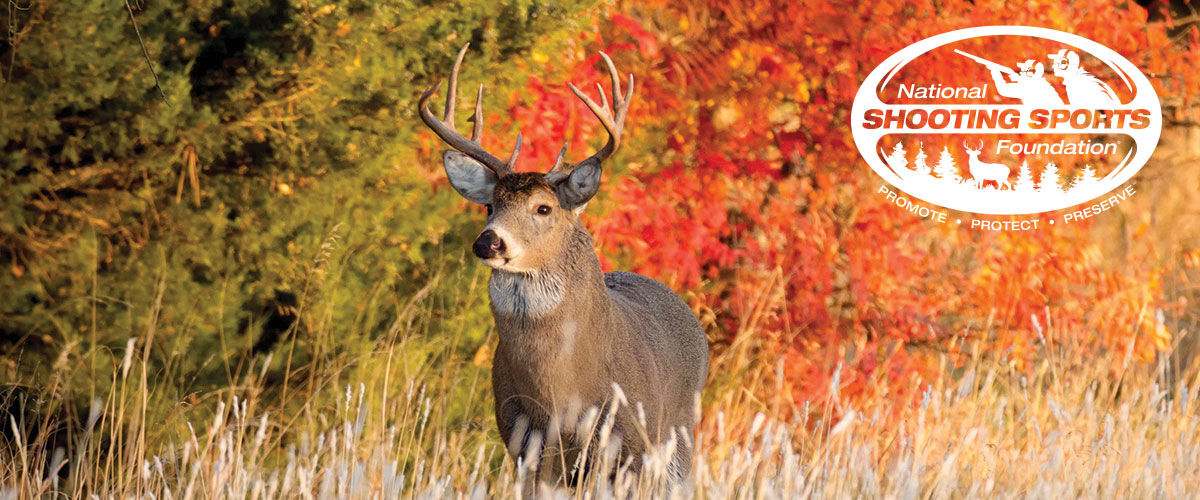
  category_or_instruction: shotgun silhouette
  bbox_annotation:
[954,49,1017,76]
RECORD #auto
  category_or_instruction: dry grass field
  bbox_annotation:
[3,303,1197,499]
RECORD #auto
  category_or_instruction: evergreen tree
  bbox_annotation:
[1069,165,1101,193]
[1039,162,1063,193]
[934,146,961,183]
[886,141,908,170]
[1013,160,1035,192]
[912,142,931,177]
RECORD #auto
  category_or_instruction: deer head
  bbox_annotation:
[962,140,983,157]
[418,44,633,272]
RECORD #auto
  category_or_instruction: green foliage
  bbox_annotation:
[0,0,597,409]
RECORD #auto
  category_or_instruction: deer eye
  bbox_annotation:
[485,204,493,216]
[536,205,552,215]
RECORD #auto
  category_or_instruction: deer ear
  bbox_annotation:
[551,159,601,210]
[443,151,497,205]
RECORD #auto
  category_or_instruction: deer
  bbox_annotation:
[417,44,709,486]
[963,140,1012,190]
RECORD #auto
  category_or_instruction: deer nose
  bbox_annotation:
[473,229,506,259]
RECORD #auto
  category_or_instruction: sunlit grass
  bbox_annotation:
[3,307,1197,499]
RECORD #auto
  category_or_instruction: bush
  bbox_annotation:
[0,0,596,402]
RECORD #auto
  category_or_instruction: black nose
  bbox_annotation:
[473,229,506,259]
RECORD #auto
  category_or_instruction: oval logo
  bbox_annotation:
[851,26,1161,217]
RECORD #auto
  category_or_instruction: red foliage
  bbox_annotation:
[508,0,1196,409]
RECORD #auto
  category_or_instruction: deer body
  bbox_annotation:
[964,141,1011,190]
[418,45,708,484]
[490,223,707,481]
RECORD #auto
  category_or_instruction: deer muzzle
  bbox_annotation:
[473,229,507,260]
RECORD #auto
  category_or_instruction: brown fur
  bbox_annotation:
[482,176,708,483]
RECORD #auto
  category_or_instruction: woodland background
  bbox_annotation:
[3,0,1200,497]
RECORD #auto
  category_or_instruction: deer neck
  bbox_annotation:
[488,223,612,336]
[489,224,618,412]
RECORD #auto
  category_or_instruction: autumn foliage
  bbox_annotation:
[4,0,1197,431]
[468,0,1199,409]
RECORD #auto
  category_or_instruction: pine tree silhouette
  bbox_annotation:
[1038,161,1063,193]
[886,141,908,171]
[1068,165,1100,194]
[912,142,931,177]
[934,146,960,184]
[1013,160,1035,193]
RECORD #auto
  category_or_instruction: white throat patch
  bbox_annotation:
[489,270,565,318]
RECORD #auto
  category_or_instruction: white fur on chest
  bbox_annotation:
[489,270,566,318]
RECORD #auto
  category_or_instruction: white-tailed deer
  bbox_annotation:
[963,140,1012,190]
[418,45,708,484]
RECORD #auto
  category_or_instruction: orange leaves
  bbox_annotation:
[501,0,1189,411]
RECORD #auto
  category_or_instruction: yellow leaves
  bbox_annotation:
[472,344,491,367]
[314,4,336,17]
[277,183,292,196]
[971,263,1001,287]
[344,55,361,74]
[531,51,549,64]
[796,80,810,103]
[335,21,351,37]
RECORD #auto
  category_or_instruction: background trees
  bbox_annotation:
[1,0,1197,424]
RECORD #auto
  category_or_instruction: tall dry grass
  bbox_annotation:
[3,305,1198,499]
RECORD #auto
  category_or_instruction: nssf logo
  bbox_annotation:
[851,26,1161,230]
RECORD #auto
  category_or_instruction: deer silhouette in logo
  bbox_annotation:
[963,141,1012,190]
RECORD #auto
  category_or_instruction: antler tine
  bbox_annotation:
[569,52,634,167]
[619,74,633,129]
[443,43,469,123]
[602,52,635,134]
[550,141,569,173]
[600,52,622,107]
[418,44,517,176]
[508,134,522,167]
[596,83,608,111]
[469,84,484,142]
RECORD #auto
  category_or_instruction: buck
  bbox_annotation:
[963,140,1012,190]
[417,45,709,484]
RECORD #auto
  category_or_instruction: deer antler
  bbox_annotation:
[418,44,520,176]
[560,52,634,172]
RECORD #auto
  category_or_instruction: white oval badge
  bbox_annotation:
[851,26,1161,218]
